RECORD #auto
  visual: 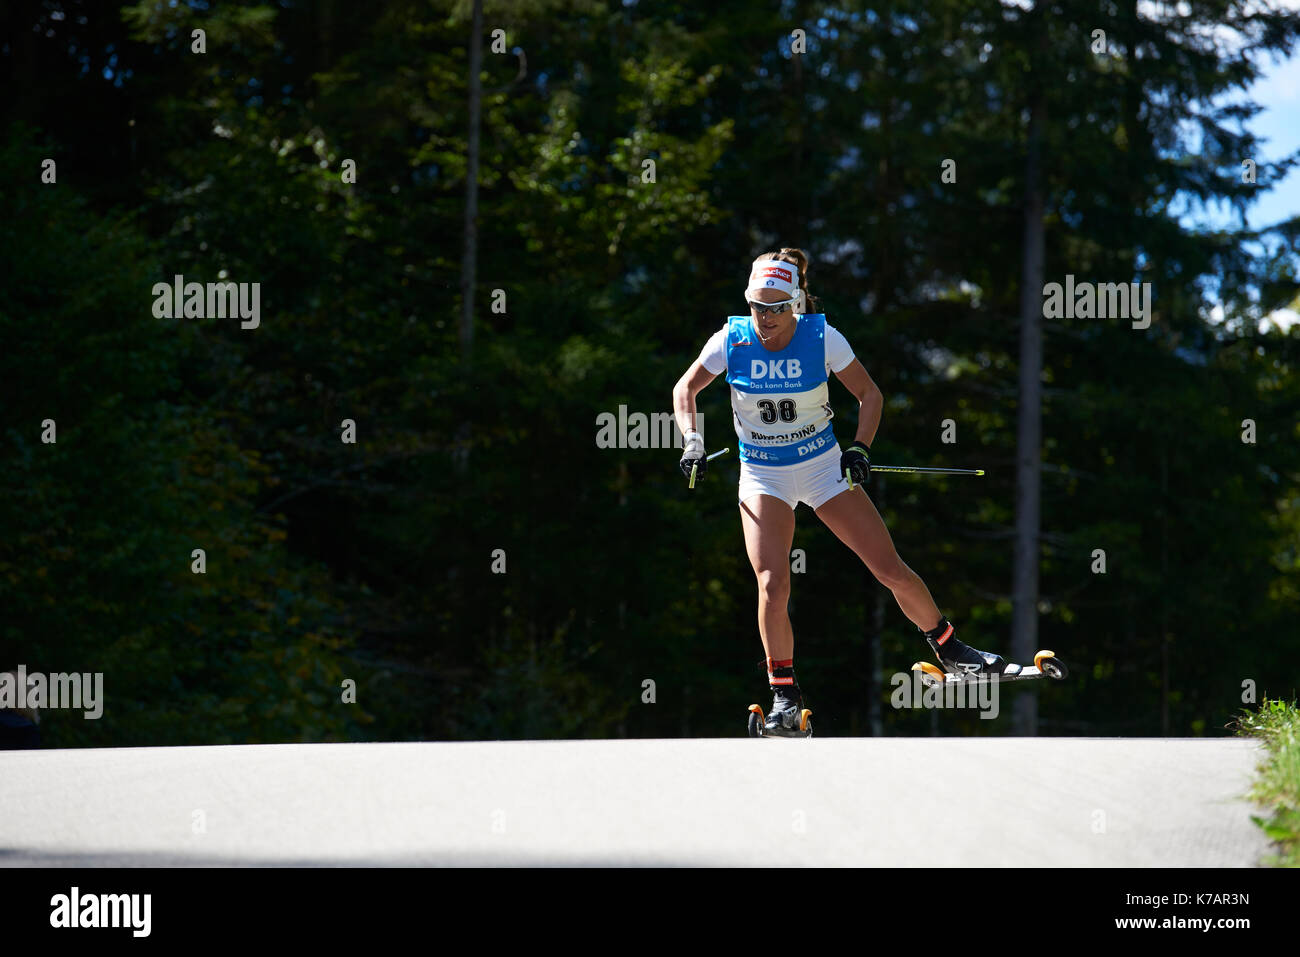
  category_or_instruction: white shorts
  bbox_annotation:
[737,445,850,510]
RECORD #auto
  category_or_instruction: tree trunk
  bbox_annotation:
[1160,446,1169,734]
[1011,34,1047,736]
[870,475,886,736]
[460,0,482,364]
[317,0,334,73]
[11,0,39,123]
[791,0,805,244]
[454,0,483,474]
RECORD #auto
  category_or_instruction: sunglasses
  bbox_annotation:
[747,297,798,315]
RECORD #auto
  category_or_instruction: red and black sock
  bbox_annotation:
[767,657,799,694]
[923,616,955,646]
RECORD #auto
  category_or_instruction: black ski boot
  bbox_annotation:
[764,686,806,736]
[763,659,808,735]
[924,617,1007,677]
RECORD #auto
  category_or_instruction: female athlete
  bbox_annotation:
[671,248,1007,734]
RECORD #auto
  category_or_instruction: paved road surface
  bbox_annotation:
[0,738,1271,866]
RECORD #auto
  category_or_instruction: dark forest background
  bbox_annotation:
[2,0,1298,745]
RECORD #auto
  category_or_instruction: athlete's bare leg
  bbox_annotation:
[814,485,943,631]
[739,494,796,660]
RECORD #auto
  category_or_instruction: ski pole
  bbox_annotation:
[689,448,730,489]
[846,464,985,489]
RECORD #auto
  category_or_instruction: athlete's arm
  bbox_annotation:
[833,359,883,448]
[672,360,718,438]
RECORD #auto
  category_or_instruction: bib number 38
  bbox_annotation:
[757,399,797,424]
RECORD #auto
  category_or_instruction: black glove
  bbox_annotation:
[841,443,871,487]
[679,430,707,480]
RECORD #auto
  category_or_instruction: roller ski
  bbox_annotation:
[746,660,813,737]
[746,697,813,738]
[911,618,1068,688]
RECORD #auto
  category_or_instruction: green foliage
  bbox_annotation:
[1234,697,1300,866]
[0,130,366,745]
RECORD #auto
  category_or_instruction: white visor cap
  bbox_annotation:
[745,258,806,313]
